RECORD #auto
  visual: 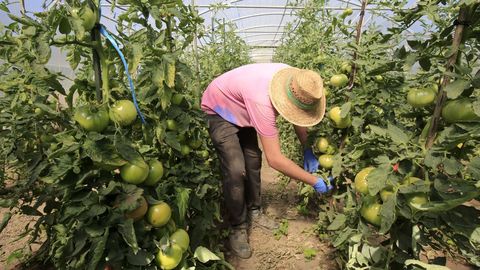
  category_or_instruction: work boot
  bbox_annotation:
[228,227,252,259]
[250,208,279,230]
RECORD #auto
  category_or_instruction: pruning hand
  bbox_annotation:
[312,176,334,194]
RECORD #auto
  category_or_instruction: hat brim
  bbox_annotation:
[269,67,326,127]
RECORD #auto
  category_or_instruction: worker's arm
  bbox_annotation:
[259,134,317,186]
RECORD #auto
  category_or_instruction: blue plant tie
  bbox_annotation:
[99,25,146,124]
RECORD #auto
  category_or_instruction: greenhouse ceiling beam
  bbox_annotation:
[246,39,281,44]
[242,33,282,39]
[197,5,394,16]
[228,12,294,23]
[237,31,286,34]
[196,4,304,10]
[249,46,278,49]
[235,25,286,32]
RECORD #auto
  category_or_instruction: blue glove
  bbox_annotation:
[303,148,319,173]
[312,176,334,194]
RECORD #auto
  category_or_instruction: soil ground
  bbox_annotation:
[0,207,41,269]
[225,158,339,270]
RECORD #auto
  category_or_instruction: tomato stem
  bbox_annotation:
[425,7,469,149]
[347,0,368,90]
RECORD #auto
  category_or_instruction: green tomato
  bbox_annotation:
[342,8,353,17]
[354,167,374,195]
[328,106,352,129]
[156,243,182,270]
[323,87,329,97]
[80,6,96,31]
[198,150,209,159]
[171,93,184,106]
[442,98,480,123]
[34,107,44,116]
[330,74,348,88]
[180,145,191,156]
[407,193,428,207]
[361,202,382,226]
[143,159,164,186]
[189,139,202,149]
[316,137,329,153]
[318,154,334,169]
[380,187,394,202]
[340,62,352,74]
[120,161,149,185]
[374,75,384,82]
[74,105,109,132]
[170,229,190,252]
[109,100,138,126]
[407,88,436,108]
[166,119,178,131]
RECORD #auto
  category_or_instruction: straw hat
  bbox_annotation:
[269,68,326,127]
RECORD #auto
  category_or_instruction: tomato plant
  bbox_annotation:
[0,1,227,269]
[275,0,480,268]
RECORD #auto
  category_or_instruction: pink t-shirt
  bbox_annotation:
[201,63,290,137]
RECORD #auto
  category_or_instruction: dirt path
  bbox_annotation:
[0,208,41,269]
[226,158,338,270]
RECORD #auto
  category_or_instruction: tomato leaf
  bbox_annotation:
[424,150,442,169]
[87,228,109,270]
[445,79,470,99]
[369,124,386,137]
[441,206,480,246]
[473,99,480,117]
[367,165,390,196]
[83,139,127,168]
[332,227,355,248]
[175,187,191,226]
[115,138,143,163]
[419,57,431,71]
[352,117,364,130]
[467,157,480,179]
[126,249,154,266]
[326,213,346,231]
[434,177,478,200]
[379,196,396,234]
[442,157,461,175]
[340,102,351,118]
[193,246,221,263]
[387,123,409,145]
[40,155,74,184]
[118,219,139,254]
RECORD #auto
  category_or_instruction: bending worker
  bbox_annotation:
[201,63,333,259]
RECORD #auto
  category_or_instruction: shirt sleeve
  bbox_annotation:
[244,98,278,137]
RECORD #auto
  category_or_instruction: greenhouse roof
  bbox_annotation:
[0,0,418,65]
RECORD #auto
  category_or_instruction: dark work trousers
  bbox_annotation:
[206,114,262,228]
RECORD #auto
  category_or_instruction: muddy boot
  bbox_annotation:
[228,226,252,259]
[250,209,279,230]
